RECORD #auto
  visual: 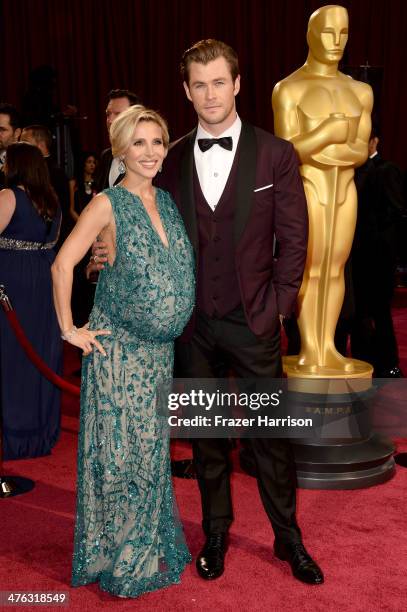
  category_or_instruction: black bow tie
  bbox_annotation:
[198,136,233,152]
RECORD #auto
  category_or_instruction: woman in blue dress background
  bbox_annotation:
[52,105,195,598]
[0,142,62,460]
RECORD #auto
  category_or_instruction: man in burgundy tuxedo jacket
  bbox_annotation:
[156,40,324,586]
[160,122,307,343]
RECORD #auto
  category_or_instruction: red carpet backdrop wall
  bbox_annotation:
[1,0,407,168]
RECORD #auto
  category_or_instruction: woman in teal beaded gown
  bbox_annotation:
[52,106,195,598]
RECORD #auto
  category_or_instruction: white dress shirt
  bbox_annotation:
[109,156,121,187]
[194,115,242,211]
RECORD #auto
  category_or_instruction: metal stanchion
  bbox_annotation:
[0,286,35,497]
[0,473,35,499]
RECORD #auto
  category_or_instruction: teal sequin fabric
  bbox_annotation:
[72,186,195,597]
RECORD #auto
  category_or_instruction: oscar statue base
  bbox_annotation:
[285,356,395,488]
[239,357,396,489]
[239,433,395,489]
[284,355,373,388]
[291,433,395,489]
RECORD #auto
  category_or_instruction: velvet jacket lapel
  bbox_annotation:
[180,128,199,253]
[233,122,257,244]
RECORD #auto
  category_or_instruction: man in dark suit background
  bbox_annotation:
[351,128,405,376]
[0,103,22,188]
[20,124,71,246]
[93,89,142,193]
[158,39,323,585]
[88,89,141,283]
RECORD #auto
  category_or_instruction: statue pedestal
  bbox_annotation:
[240,357,395,489]
[284,356,395,489]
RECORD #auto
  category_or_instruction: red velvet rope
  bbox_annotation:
[1,294,80,397]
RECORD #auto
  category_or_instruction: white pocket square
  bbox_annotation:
[254,183,273,193]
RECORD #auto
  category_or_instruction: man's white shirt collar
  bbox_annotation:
[193,115,242,211]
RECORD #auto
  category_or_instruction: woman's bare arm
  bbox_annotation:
[52,192,113,354]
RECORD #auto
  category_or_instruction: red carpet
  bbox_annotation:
[2,298,407,611]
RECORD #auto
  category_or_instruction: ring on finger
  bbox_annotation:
[93,255,99,263]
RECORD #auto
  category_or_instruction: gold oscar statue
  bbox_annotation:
[272,4,374,383]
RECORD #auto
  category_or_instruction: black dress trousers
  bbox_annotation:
[175,306,302,544]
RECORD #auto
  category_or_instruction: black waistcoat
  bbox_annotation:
[194,150,241,317]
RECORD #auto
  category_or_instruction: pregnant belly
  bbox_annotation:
[94,289,194,343]
[124,293,192,341]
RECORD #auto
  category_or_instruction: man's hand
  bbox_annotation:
[85,240,108,279]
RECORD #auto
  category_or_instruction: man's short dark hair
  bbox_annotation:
[107,89,142,106]
[180,39,240,84]
[22,124,53,152]
[0,103,21,130]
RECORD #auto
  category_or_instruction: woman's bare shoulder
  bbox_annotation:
[0,188,16,204]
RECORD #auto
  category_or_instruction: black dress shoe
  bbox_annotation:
[274,540,324,585]
[196,533,228,580]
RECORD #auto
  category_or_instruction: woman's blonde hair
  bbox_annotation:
[110,104,170,157]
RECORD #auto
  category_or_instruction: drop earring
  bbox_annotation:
[118,158,126,175]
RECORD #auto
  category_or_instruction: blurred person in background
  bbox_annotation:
[0,142,62,460]
[21,124,71,247]
[351,127,406,377]
[87,89,141,284]
[93,89,142,193]
[69,152,99,222]
[69,152,99,327]
[0,103,22,188]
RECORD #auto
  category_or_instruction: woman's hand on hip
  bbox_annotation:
[65,324,111,356]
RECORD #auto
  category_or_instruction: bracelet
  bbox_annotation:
[61,325,78,341]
